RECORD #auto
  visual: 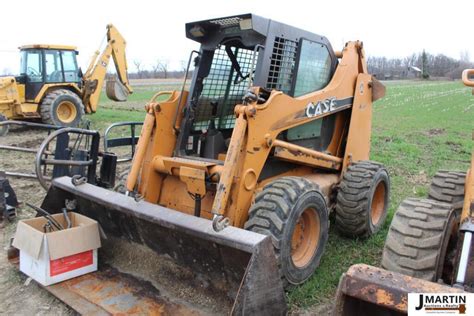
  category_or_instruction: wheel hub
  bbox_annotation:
[371,182,386,226]
[291,208,320,268]
[56,101,77,124]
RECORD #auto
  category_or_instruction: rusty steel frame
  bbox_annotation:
[333,264,463,315]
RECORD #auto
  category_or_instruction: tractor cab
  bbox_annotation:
[177,14,338,161]
[18,45,80,101]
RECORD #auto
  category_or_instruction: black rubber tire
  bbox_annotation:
[381,198,457,282]
[244,176,329,286]
[429,170,466,211]
[40,89,84,127]
[335,161,390,238]
[0,113,8,136]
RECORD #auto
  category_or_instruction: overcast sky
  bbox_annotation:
[1,0,473,73]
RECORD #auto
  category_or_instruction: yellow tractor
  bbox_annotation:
[333,69,474,315]
[0,24,132,134]
[25,14,388,314]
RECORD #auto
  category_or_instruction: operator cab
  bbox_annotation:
[18,45,80,100]
[177,14,338,165]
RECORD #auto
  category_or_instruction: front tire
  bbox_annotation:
[40,89,84,127]
[335,161,390,238]
[382,198,457,282]
[244,176,329,286]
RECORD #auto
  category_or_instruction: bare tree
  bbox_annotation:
[133,59,143,78]
[180,60,188,78]
[158,60,169,79]
[152,60,161,78]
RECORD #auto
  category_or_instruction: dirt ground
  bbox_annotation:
[0,127,74,314]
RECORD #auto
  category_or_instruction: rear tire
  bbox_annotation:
[429,170,466,211]
[244,176,329,286]
[381,198,457,282]
[335,161,390,238]
[40,89,84,127]
[0,113,8,136]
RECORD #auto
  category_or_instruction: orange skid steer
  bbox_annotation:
[31,14,389,314]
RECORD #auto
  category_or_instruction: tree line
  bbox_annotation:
[368,50,473,80]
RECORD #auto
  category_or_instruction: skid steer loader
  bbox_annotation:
[29,14,389,314]
[333,69,474,316]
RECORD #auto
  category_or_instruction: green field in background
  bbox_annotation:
[90,80,474,309]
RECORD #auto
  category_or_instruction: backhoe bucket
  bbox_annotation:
[106,76,129,102]
[39,177,287,315]
[333,264,463,316]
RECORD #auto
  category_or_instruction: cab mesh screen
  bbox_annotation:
[193,46,256,131]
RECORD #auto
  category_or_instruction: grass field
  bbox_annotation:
[89,80,474,309]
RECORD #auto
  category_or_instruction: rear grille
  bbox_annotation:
[209,17,242,27]
[266,37,298,95]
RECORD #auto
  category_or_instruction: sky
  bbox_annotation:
[1,0,473,73]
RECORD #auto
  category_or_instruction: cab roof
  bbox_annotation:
[19,44,77,51]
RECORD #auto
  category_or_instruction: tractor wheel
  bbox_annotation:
[40,89,84,127]
[335,161,390,238]
[381,198,458,282]
[244,176,329,286]
[0,113,8,136]
[429,170,466,211]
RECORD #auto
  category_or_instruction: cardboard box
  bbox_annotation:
[13,212,101,286]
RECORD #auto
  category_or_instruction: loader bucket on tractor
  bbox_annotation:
[106,76,130,102]
[39,176,287,315]
[333,264,463,316]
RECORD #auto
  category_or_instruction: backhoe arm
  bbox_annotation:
[82,24,133,113]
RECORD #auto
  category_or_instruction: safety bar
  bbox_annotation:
[103,121,143,162]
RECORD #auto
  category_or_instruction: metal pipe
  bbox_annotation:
[172,50,200,132]
[456,231,472,284]
[42,159,93,166]
[0,120,62,130]
[272,139,343,163]
[0,145,39,153]
[5,171,51,181]
[126,111,156,192]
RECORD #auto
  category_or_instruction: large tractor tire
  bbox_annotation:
[335,161,390,238]
[40,89,84,127]
[382,198,458,282]
[0,113,8,136]
[429,170,466,211]
[244,176,329,286]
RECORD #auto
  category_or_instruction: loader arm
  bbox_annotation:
[82,24,133,113]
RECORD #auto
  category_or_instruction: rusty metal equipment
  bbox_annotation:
[28,13,391,314]
[333,69,474,315]
[0,121,121,190]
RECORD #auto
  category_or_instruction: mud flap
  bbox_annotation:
[332,264,464,316]
[106,76,130,102]
[40,177,287,315]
